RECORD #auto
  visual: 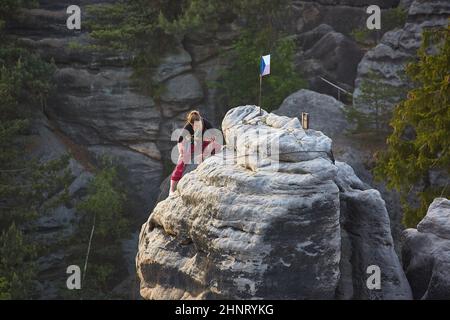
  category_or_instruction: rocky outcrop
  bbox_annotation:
[12,0,435,300]
[402,198,450,299]
[353,0,450,111]
[137,105,411,300]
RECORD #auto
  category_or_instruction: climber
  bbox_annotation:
[169,110,220,195]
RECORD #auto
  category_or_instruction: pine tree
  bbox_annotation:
[62,158,129,299]
[347,71,402,135]
[374,25,450,227]
[0,223,36,299]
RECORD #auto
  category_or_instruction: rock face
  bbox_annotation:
[136,105,411,300]
[47,65,164,212]
[402,198,450,299]
[13,1,165,215]
[353,0,450,111]
[335,162,411,299]
[26,114,93,299]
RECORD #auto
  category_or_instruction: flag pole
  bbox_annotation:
[259,73,262,115]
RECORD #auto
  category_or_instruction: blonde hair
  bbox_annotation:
[186,110,201,125]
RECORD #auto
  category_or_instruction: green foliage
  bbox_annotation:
[77,158,129,240]
[0,223,36,299]
[86,0,293,99]
[0,46,56,111]
[346,71,401,135]
[217,30,306,111]
[374,26,450,227]
[350,28,372,46]
[383,6,408,32]
[0,44,71,229]
[0,277,11,299]
[157,0,288,35]
[85,1,182,95]
[65,158,129,299]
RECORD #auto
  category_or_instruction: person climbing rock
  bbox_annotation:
[170,110,220,195]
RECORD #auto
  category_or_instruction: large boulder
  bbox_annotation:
[136,105,411,300]
[296,24,335,50]
[274,89,347,138]
[402,198,450,299]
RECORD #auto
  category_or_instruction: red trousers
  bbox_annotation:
[171,141,214,182]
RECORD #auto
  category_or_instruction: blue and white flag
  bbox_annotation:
[260,54,270,77]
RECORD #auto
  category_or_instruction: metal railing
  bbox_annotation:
[319,76,353,101]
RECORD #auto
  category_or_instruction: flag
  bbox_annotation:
[260,54,270,77]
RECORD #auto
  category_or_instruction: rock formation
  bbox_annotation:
[137,105,412,300]
[294,24,364,99]
[402,198,450,299]
[10,0,442,300]
[353,0,450,111]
